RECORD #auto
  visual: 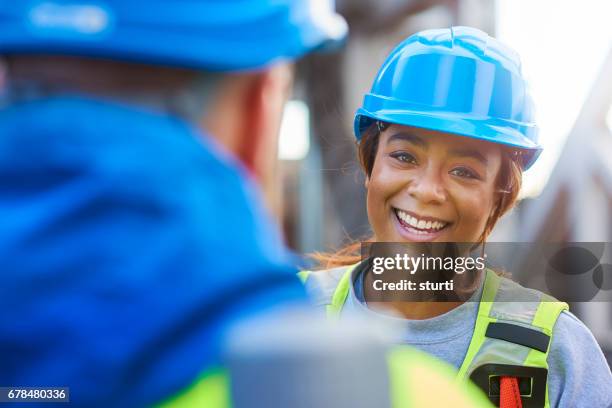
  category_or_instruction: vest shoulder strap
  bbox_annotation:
[459,269,569,407]
[299,264,359,316]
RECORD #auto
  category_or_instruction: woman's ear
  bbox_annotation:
[364,175,370,189]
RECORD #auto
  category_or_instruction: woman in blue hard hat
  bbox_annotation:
[301,27,612,407]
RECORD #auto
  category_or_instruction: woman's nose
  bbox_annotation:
[406,167,447,204]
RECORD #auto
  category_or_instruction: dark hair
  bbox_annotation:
[311,121,523,269]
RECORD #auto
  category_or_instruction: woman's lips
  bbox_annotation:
[393,208,451,241]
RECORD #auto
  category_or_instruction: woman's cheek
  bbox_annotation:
[453,188,494,241]
[367,181,390,235]
[367,167,403,239]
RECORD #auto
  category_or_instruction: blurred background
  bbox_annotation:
[278,0,612,365]
[0,0,609,370]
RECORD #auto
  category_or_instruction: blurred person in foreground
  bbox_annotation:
[0,1,345,406]
[0,1,493,408]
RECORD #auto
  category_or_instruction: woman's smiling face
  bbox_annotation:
[366,124,503,243]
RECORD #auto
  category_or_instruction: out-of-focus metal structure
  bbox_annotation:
[518,49,612,245]
[491,47,612,365]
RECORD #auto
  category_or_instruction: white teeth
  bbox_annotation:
[396,209,447,231]
[408,216,418,228]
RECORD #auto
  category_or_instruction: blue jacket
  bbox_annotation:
[0,96,306,407]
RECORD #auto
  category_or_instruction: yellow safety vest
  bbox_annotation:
[157,349,492,408]
[299,265,568,408]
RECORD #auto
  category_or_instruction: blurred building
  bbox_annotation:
[490,47,612,365]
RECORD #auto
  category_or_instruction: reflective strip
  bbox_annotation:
[156,368,229,408]
[489,274,541,322]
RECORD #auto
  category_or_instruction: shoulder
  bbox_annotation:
[552,310,594,335]
[549,310,607,359]
[301,265,354,307]
[547,311,612,407]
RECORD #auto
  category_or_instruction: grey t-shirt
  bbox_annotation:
[305,265,612,407]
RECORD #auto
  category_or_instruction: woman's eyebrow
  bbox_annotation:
[449,148,489,165]
[387,133,488,165]
[387,133,427,148]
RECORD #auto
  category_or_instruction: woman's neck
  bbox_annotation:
[361,263,482,320]
[367,301,465,320]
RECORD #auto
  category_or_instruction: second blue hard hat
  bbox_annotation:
[0,0,347,71]
[354,26,540,169]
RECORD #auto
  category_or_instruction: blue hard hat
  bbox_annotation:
[354,26,540,169]
[0,0,347,71]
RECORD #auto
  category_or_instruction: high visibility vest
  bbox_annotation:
[157,367,229,407]
[299,265,569,408]
[156,350,492,407]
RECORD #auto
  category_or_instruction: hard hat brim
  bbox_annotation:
[0,1,348,72]
[354,109,541,170]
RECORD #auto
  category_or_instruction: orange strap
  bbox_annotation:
[499,376,523,408]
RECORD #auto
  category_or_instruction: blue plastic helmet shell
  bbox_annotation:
[354,26,540,169]
[0,0,348,71]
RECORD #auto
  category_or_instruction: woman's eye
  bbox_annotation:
[390,152,417,164]
[450,167,479,179]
